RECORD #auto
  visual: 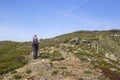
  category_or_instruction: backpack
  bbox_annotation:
[33,37,39,45]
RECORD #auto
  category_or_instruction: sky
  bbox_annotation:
[0,0,120,41]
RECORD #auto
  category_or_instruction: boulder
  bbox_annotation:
[69,38,80,45]
[105,53,117,61]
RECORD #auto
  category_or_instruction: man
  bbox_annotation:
[32,35,39,59]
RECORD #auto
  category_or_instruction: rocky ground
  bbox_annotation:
[1,30,120,80]
[1,43,112,80]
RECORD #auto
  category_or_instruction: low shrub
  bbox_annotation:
[26,70,32,74]
[14,74,22,79]
[40,53,51,59]
[84,70,92,74]
[51,70,58,76]
[50,51,64,61]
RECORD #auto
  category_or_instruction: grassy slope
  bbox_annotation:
[40,30,120,80]
[40,30,120,48]
[0,41,31,75]
[0,30,120,79]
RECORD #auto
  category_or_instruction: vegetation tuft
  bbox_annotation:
[40,52,51,59]
[14,74,22,79]
[51,70,58,76]
[26,70,32,74]
[50,51,64,61]
[84,70,92,74]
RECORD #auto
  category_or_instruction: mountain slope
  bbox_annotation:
[2,44,103,80]
[0,30,120,80]
[0,41,31,75]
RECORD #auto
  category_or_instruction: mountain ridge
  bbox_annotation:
[0,30,120,80]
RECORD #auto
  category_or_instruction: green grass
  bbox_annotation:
[14,74,22,79]
[74,51,89,61]
[40,52,51,59]
[11,70,17,74]
[50,51,64,61]
[84,70,92,74]
[0,41,31,75]
[40,51,64,61]
[51,70,58,76]
[26,70,32,74]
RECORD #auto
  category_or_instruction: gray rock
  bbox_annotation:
[69,38,80,45]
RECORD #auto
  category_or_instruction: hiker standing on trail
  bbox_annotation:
[32,35,39,59]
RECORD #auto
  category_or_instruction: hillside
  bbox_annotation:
[0,30,120,80]
[0,41,31,75]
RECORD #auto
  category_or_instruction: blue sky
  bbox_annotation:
[0,0,120,41]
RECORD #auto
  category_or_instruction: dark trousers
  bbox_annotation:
[33,45,38,59]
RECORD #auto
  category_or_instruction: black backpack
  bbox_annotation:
[33,38,39,45]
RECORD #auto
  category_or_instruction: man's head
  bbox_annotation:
[34,35,37,37]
